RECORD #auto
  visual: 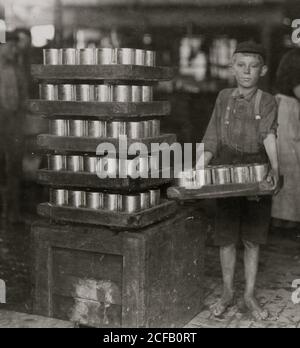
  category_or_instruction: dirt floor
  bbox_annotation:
[0,209,300,328]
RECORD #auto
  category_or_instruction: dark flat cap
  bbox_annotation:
[234,41,266,62]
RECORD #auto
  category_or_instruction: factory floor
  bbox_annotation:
[0,208,300,328]
[186,228,300,328]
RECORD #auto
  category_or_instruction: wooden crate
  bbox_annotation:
[37,200,178,229]
[32,211,205,328]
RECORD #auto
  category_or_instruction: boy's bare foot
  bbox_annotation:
[244,295,269,321]
[210,291,234,317]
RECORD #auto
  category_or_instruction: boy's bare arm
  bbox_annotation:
[263,133,280,193]
[196,151,214,169]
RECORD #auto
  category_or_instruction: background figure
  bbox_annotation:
[272,49,300,230]
[0,32,27,222]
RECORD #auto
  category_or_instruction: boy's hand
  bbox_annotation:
[265,168,280,195]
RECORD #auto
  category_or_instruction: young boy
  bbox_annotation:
[201,41,280,320]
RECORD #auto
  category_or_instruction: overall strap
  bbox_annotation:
[254,89,263,120]
[224,89,237,125]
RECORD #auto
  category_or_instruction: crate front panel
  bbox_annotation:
[51,247,123,328]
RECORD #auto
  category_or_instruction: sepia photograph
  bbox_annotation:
[0,0,299,331]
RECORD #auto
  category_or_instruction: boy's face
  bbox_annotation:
[231,53,267,89]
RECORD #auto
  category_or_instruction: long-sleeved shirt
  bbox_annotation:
[202,88,278,158]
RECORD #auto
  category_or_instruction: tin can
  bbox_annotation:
[132,85,143,102]
[50,119,68,136]
[50,189,68,206]
[142,86,153,102]
[58,84,76,101]
[149,155,160,176]
[140,192,150,210]
[60,48,77,65]
[231,165,251,184]
[43,49,61,65]
[127,158,138,178]
[69,120,87,137]
[88,120,106,138]
[176,170,195,188]
[149,119,160,137]
[249,163,268,183]
[86,192,101,210]
[66,155,84,172]
[96,48,115,65]
[48,155,66,171]
[99,192,104,209]
[213,166,231,185]
[149,189,160,207]
[118,159,127,178]
[76,85,94,101]
[127,122,143,139]
[195,168,212,187]
[124,195,140,213]
[95,85,111,102]
[118,194,123,212]
[108,121,126,138]
[105,193,119,211]
[112,85,132,102]
[103,157,118,177]
[116,48,135,65]
[78,48,95,65]
[145,50,156,67]
[139,156,149,178]
[143,121,150,138]
[69,190,86,208]
[39,84,58,100]
[84,156,99,173]
[135,49,146,66]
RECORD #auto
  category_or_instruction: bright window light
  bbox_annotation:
[31,24,55,47]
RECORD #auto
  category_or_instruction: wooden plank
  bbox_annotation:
[122,234,146,328]
[29,100,171,118]
[37,169,172,191]
[52,248,123,285]
[31,65,175,82]
[37,133,177,153]
[53,275,122,306]
[0,310,75,328]
[167,181,278,201]
[37,200,178,229]
[52,295,122,327]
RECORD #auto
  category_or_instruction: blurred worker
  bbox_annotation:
[0,32,27,222]
[272,49,300,230]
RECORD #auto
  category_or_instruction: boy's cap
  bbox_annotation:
[234,41,266,62]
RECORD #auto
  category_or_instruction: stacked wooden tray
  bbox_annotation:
[31,56,178,229]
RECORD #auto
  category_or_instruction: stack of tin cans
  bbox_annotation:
[49,119,160,139]
[177,163,269,189]
[48,154,159,178]
[50,188,161,213]
[43,48,156,67]
[40,84,154,102]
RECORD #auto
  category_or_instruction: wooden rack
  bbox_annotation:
[33,60,178,228]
